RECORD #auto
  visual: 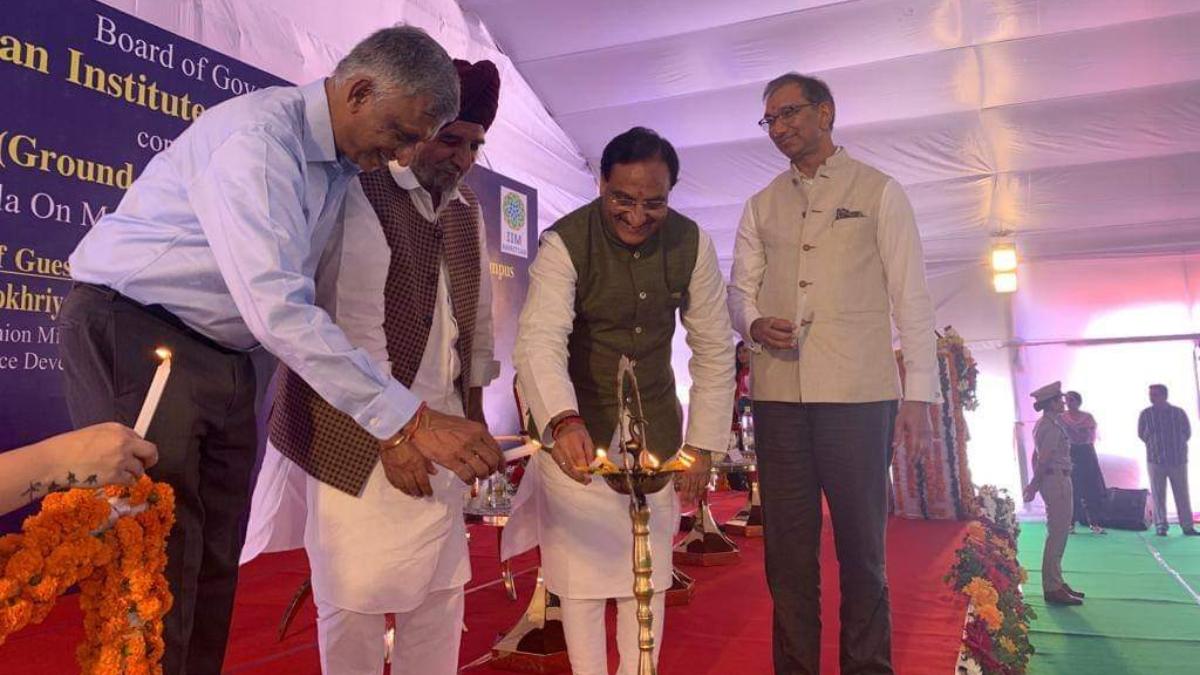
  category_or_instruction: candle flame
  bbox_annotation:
[155,347,173,360]
[589,447,621,474]
[638,450,661,471]
[659,448,697,473]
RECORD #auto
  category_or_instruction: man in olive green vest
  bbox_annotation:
[511,127,735,675]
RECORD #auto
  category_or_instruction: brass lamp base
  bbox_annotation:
[722,475,764,538]
[664,567,695,606]
[673,496,740,566]
[491,569,571,673]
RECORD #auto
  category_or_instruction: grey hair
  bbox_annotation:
[762,72,836,129]
[334,26,460,126]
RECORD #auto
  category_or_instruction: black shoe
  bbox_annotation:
[1045,588,1083,606]
[1157,529,1169,536]
[1062,583,1085,599]
[1183,529,1200,536]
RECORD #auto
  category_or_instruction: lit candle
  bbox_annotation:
[589,448,621,475]
[502,438,542,463]
[133,347,172,438]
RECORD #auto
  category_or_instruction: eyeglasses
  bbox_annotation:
[606,193,668,213]
[758,102,816,132]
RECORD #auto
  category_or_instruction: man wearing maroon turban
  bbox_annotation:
[249,58,502,674]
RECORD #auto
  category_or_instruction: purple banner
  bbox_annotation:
[1,0,536,531]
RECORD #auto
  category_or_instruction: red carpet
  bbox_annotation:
[0,491,967,674]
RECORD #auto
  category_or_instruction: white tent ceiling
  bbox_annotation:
[91,0,1200,502]
[461,0,1200,272]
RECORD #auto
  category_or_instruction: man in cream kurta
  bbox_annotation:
[245,60,503,675]
[508,127,735,675]
[728,73,937,675]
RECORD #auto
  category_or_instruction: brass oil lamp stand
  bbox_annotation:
[588,356,695,675]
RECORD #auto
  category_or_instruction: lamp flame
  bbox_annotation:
[659,448,696,473]
[589,447,622,474]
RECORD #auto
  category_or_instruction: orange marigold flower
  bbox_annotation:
[0,534,24,556]
[5,548,44,583]
[3,478,172,670]
[978,604,1004,631]
[2,600,33,633]
[147,632,165,660]
[0,578,20,601]
[26,575,60,603]
[102,483,126,500]
[128,570,154,597]
[137,596,164,622]
[962,577,999,607]
[125,632,148,658]
[0,604,27,637]
[129,476,154,505]
[97,643,123,671]
[29,601,55,624]
[23,528,57,554]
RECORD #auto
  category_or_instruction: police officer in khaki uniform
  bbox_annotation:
[1024,381,1085,606]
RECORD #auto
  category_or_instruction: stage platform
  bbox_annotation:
[0,491,969,674]
[1017,522,1200,675]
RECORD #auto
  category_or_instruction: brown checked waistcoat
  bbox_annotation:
[268,170,482,496]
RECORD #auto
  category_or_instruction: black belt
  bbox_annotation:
[72,282,245,356]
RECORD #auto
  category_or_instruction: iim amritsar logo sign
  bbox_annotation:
[499,187,528,259]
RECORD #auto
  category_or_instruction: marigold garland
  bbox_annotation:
[893,325,977,519]
[0,476,174,674]
[939,326,979,411]
[946,486,1036,674]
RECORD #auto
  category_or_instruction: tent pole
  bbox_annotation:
[1003,291,1030,496]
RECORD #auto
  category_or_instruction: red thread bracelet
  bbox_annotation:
[551,414,585,439]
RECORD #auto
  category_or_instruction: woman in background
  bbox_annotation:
[732,342,752,452]
[726,342,754,490]
[1061,390,1107,534]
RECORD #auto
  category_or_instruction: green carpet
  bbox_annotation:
[1017,523,1200,674]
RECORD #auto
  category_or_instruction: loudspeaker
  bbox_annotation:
[1098,487,1150,530]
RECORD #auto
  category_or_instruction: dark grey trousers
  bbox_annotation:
[59,284,258,675]
[753,400,897,675]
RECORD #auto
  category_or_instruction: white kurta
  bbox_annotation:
[242,162,498,615]
[504,227,735,599]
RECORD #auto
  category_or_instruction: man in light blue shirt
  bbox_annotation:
[59,26,502,675]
